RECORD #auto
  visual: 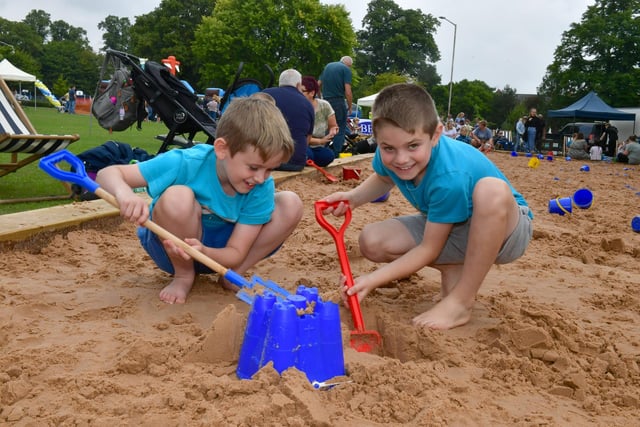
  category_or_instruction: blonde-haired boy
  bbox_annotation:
[320,83,533,330]
[97,97,303,304]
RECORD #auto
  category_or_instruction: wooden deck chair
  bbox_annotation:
[0,76,79,202]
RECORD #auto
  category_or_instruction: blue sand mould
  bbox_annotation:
[237,285,345,384]
[573,188,593,209]
[632,216,640,233]
[548,188,594,215]
[549,197,572,215]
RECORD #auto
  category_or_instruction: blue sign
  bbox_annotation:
[359,119,372,135]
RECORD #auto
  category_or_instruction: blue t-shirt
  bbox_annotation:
[373,135,530,223]
[473,126,493,141]
[137,144,275,225]
[319,61,352,99]
[263,86,314,167]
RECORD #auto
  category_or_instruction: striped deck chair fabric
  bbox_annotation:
[0,76,79,178]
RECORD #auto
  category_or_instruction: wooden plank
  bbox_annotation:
[0,198,120,242]
[0,153,373,243]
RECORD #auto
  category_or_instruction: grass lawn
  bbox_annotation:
[0,106,172,215]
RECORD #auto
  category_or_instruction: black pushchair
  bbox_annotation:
[219,62,274,114]
[94,49,217,154]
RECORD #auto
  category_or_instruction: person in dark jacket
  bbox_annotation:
[524,108,542,154]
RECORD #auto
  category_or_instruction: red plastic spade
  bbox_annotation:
[314,200,382,353]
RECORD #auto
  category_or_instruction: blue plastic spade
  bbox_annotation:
[39,150,290,303]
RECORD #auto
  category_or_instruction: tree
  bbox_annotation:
[98,16,132,52]
[40,41,100,94]
[22,10,50,42]
[130,0,215,87]
[53,75,69,99]
[0,17,43,60]
[502,103,528,134]
[486,86,518,128]
[49,20,90,49]
[355,0,440,82]
[431,80,494,122]
[192,0,355,89]
[540,0,640,108]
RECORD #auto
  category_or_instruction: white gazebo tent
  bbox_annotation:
[356,92,379,108]
[0,58,37,107]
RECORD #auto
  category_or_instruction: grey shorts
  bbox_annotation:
[395,205,533,265]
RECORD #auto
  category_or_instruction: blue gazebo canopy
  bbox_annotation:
[547,91,635,121]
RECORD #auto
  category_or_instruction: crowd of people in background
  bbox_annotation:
[438,114,515,155]
[195,65,638,167]
[561,120,640,164]
[442,107,551,156]
[440,105,640,165]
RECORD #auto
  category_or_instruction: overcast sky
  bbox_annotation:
[0,0,596,94]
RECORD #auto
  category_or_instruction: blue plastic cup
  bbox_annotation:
[565,156,572,161]
[580,165,590,172]
[296,285,320,304]
[546,155,554,161]
[318,301,345,380]
[548,197,572,216]
[573,188,593,209]
[237,292,277,380]
[632,216,640,233]
[295,312,323,382]
[510,151,518,157]
[263,301,298,374]
[525,152,533,157]
[287,294,308,311]
[537,154,545,159]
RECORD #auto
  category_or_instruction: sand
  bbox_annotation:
[1,152,639,426]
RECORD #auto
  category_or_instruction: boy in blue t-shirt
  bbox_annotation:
[97,97,303,304]
[320,83,533,330]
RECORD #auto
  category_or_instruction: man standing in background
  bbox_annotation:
[67,85,76,114]
[599,121,618,157]
[524,108,542,154]
[318,56,353,158]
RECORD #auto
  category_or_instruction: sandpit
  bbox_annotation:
[1,152,639,426]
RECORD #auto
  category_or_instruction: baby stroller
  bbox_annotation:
[94,49,217,154]
[219,62,274,114]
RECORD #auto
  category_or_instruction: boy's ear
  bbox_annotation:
[431,121,444,142]
[213,138,230,159]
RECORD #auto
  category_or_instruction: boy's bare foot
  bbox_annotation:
[159,277,193,304]
[412,295,473,330]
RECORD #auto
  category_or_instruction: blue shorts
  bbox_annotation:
[138,213,234,275]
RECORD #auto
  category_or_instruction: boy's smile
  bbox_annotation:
[216,145,283,195]
[376,124,441,184]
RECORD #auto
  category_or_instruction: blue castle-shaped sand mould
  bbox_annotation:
[237,285,345,383]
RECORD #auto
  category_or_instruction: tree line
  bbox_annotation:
[0,0,636,132]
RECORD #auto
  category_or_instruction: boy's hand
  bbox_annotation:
[116,192,149,225]
[340,274,373,305]
[319,193,351,216]
[163,237,205,261]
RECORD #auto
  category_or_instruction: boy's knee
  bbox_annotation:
[155,186,198,217]
[275,191,303,223]
[359,224,386,261]
[473,178,513,214]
